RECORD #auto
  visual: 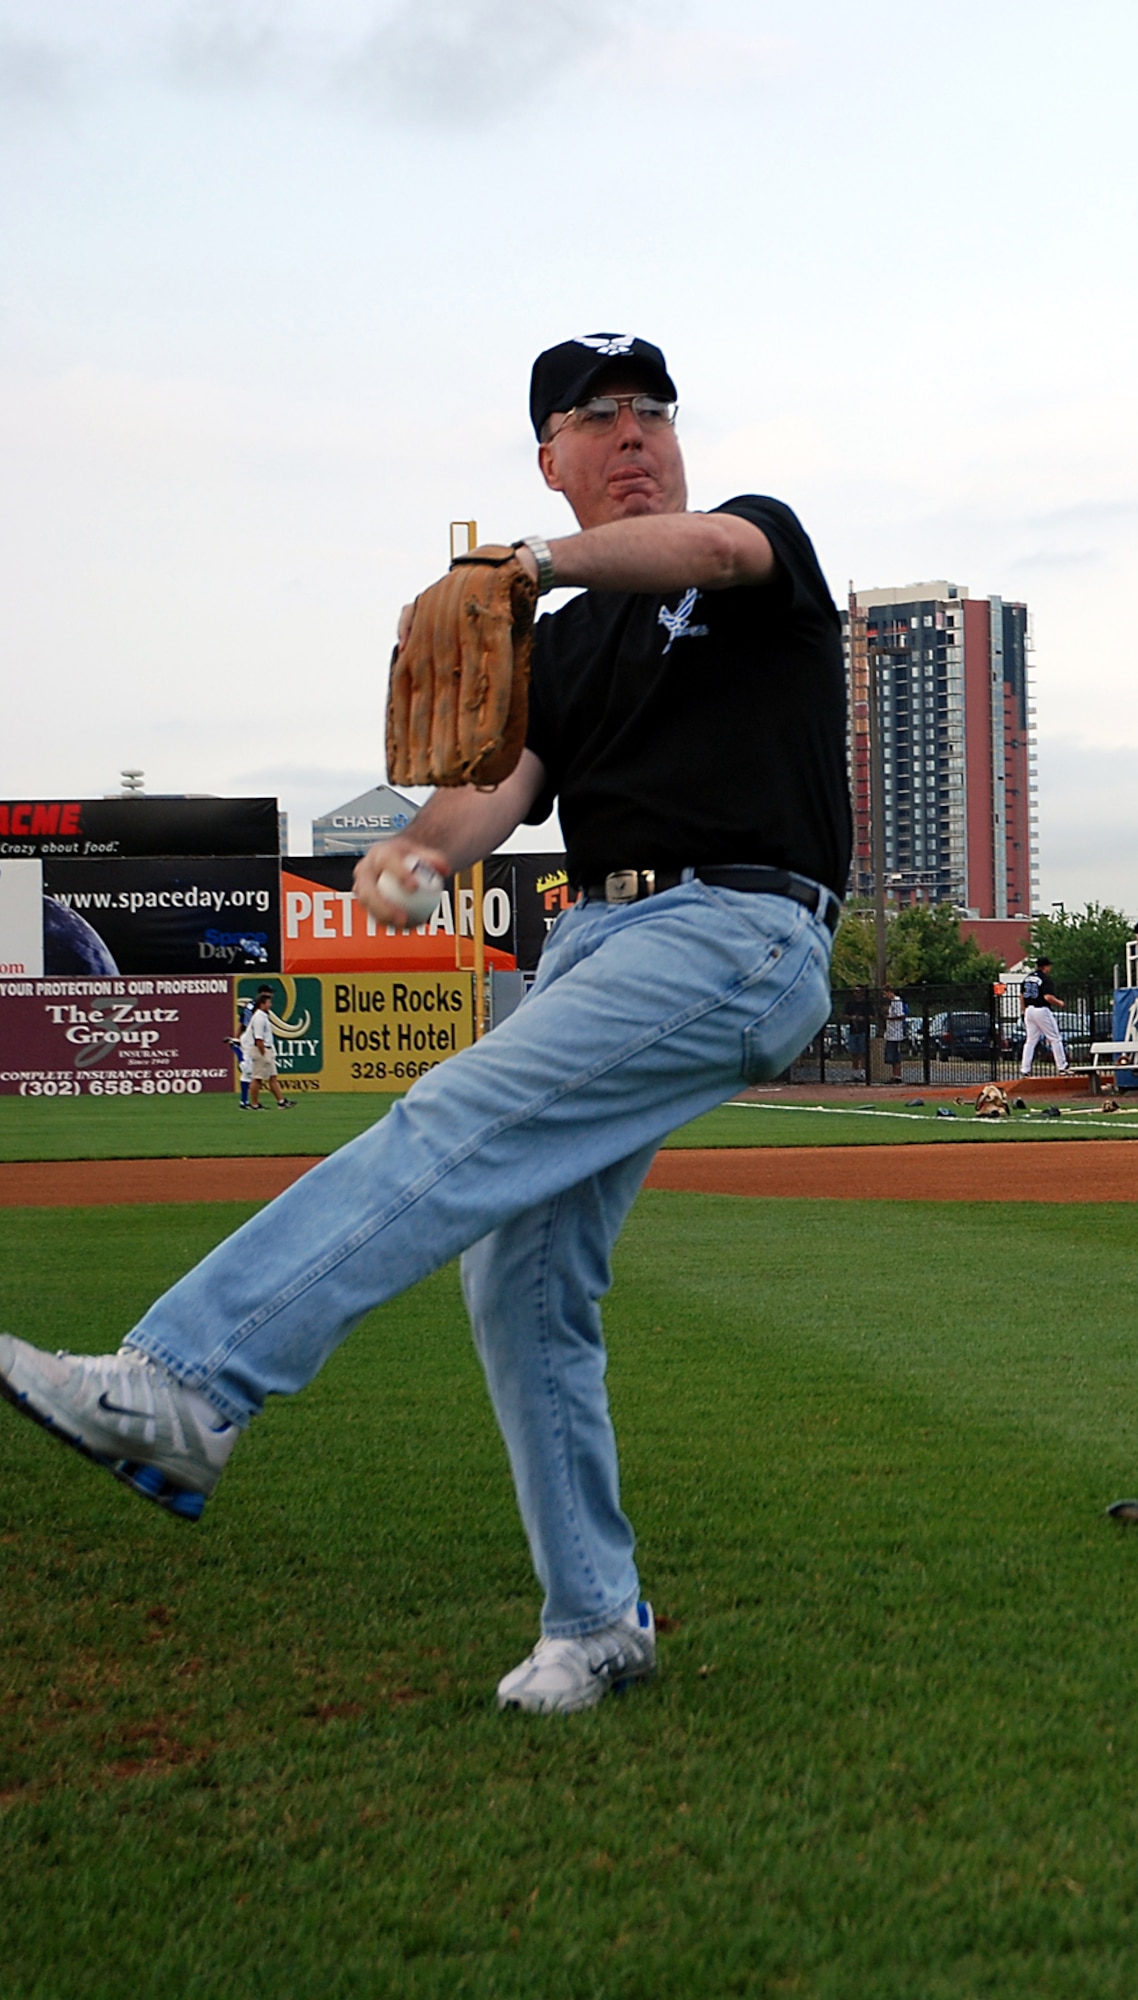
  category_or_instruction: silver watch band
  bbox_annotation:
[512,535,555,595]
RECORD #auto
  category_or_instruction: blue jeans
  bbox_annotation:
[128,882,833,1635]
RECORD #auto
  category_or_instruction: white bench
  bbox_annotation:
[1089,994,1138,1071]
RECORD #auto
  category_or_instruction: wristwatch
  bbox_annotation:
[511,535,555,595]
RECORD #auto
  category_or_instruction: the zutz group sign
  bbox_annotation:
[0,977,234,1095]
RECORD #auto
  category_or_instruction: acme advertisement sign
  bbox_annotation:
[0,797,280,859]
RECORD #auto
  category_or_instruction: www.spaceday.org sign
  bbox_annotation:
[40,858,281,975]
[0,977,233,1095]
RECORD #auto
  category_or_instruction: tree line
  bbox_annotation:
[830,901,1134,990]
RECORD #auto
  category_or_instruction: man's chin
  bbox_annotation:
[607,488,665,519]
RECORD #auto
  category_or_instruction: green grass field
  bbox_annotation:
[3,1090,1136,1161]
[4,1193,1138,1996]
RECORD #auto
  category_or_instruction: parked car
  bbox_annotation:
[821,1020,848,1060]
[1051,1008,1112,1051]
[928,1010,1004,1060]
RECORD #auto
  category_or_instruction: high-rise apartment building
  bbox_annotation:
[844,582,1037,919]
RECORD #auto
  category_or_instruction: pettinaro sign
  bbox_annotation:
[0,977,233,1095]
[281,858,515,973]
[0,797,279,859]
[277,853,576,974]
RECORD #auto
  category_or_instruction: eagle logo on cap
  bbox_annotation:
[575,333,635,356]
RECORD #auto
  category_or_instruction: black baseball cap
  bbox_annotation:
[1037,957,1051,969]
[254,984,274,998]
[529,333,677,439]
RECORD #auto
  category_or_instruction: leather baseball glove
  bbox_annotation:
[386,545,538,787]
[974,1083,1011,1118]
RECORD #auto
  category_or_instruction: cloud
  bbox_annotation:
[335,3,793,126]
[0,27,73,104]
[1005,497,1138,574]
[1008,548,1102,572]
[1035,734,1138,914]
[586,23,798,94]
[163,0,284,89]
[0,0,652,125]
[340,0,635,125]
[1028,497,1138,530]
[228,762,381,849]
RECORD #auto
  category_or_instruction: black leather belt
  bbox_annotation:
[580,865,840,933]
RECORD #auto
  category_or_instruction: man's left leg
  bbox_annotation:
[1020,1013,1041,1076]
[463,1145,659,1713]
[1,884,832,1526]
[1041,1010,1069,1072]
[462,1151,656,1628]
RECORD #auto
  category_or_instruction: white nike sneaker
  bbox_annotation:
[0,1335,238,1522]
[497,1602,656,1714]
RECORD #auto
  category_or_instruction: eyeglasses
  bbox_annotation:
[548,394,678,439]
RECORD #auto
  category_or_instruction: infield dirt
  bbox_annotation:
[0,1140,1133,1207]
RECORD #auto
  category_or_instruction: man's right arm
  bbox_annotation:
[353,748,547,926]
[526,511,776,596]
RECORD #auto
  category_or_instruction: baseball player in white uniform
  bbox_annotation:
[1020,957,1069,1076]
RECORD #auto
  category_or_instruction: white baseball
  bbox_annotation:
[376,860,445,925]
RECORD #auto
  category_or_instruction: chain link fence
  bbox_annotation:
[791,984,1117,1088]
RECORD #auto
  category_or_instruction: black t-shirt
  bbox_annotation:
[523,495,851,895]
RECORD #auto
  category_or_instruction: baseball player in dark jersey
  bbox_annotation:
[1020,956,1069,1076]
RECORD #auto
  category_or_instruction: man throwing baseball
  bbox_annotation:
[0,334,851,1714]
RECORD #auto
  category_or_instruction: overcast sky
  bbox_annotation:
[2,0,1136,910]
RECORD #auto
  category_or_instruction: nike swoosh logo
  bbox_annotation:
[589,1653,626,1679]
[97,1392,146,1418]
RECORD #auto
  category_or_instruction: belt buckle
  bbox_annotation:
[604,869,649,904]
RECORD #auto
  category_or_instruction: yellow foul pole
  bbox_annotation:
[448,520,487,1039]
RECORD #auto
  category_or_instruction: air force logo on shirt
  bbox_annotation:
[658,587,709,655]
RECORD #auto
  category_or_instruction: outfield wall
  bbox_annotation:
[0,972,476,1097]
[232,973,475,1094]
